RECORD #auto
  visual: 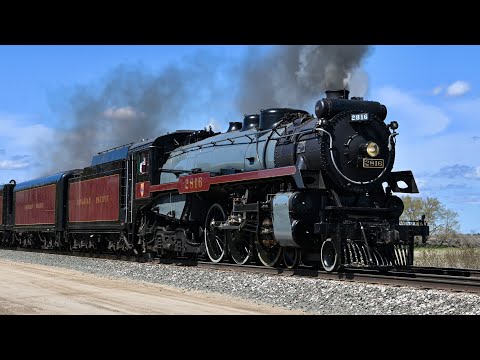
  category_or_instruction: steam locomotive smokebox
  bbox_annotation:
[241,114,259,131]
[325,89,350,99]
[227,121,242,132]
[315,90,387,121]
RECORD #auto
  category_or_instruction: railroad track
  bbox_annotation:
[4,247,480,295]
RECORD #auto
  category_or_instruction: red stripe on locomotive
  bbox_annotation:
[149,182,179,192]
[150,166,297,194]
[15,184,56,225]
[210,166,297,185]
[69,174,120,223]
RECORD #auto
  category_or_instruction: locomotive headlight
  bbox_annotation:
[366,142,380,157]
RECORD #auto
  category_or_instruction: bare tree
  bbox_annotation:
[436,208,460,246]
[400,196,461,246]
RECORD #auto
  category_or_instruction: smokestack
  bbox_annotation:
[325,89,350,100]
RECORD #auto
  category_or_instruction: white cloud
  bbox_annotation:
[394,133,479,173]
[103,106,145,120]
[373,86,450,136]
[0,159,29,169]
[463,196,480,205]
[0,118,55,148]
[476,167,480,178]
[443,98,480,133]
[0,115,57,183]
[446,80,471,97]
[432,86,443,95]
[204,118,223,133]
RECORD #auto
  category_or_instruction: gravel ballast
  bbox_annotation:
[1,249,480,315]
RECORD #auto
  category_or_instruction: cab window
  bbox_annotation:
[136,151,150,182]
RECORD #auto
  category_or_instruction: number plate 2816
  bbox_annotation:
[363,158,384,168]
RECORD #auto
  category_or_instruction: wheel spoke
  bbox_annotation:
[204,204,227,263]
[215,237,223,252]
[228,230,253,265]
[256,216,281,267]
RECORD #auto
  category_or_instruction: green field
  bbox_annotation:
[414,247,480,269]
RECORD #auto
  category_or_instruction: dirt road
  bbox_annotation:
[0,259,303,315]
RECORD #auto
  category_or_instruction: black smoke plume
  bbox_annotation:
[40,52,227,175]
[235,45,372,114]
[39,45,372,176]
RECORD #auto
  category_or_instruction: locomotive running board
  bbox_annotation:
[149,166,300,194]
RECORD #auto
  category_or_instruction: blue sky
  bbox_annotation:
[0,45,478,233]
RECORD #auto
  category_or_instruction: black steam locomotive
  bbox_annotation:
[0,89,428,271]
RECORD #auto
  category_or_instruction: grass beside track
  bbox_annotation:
[414,247,480,269]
